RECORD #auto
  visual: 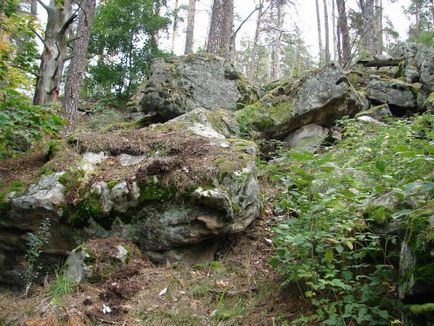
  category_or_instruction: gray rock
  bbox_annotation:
[10,172,66,222]
[118,154,146,166]
[356,103,392,122]
[284,123,329,152]
[139,54,258,121]
[237,64,364,139]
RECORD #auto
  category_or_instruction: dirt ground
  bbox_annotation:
[0,206,311,326]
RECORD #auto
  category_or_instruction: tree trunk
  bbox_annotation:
[184,0,196,54]
[248,0,264,81]
[150,0,162,48]
[171,0,179,52]
[207,0,234,60]
[336,0,350,67]
[61,0,96,135]
[315,0,323,63]
[375,0,383,54]
[323,0,331,63]
[271,0,284,80]
[361,0,376,55]
[31,0,37,16]
[332,0,337,61]
[33,0,74,105]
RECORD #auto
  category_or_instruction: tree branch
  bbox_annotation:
[232,6,260,40]
[66,34,82,44]
[30,27,49,50]
[10,64,40,77]
[60,10,79,34]
[36,0,49,12]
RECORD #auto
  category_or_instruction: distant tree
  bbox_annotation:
[171,0,179,52]
[87,0,170,101]
[323,0,331,62]
[61,0,96,135]
[405,0,434,45]
[315,0,324,63]
[336,0,351,67]
[207,0,234,60]
[184,0,196,53]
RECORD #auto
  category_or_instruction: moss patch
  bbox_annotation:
[407,303,434,315]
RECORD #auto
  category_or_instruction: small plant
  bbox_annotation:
[21,217,51,286]
[48,267,76,299]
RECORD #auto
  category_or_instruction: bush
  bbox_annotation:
[269,115,434,324]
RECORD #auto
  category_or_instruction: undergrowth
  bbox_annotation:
[268,114,434,325]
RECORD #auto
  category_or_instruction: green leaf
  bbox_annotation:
[375,160,386,172]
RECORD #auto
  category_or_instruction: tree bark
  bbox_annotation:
[184,0,196,54]
[271,0,284,80]
[31,0,37,16]
[336,0,350,67]
[248,0,265,81]
[171,0,179,52]
[61,0,96,135]
[361,0,376,55]
[207,0,234,60]
[375,0,383,53]
[332,0,337,61]
[33,0,74,105]
[323,0,331,63]
[315,0,323,63]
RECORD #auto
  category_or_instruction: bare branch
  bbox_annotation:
[66,34,82,44]
[36,0,49,12]
[60,10,79,34]
[10,64,40,77]
[30,27,49,50]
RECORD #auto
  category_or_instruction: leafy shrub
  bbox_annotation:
[0,94,64,158]
[21,217,51,285]
[269,115,434,324]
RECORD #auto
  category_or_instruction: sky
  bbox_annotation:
[160,0,412,59]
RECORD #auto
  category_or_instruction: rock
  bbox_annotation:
[139,54,258,121]
[8,173,66,227]
[65,238,141,283]
[283,124,329,152]
[356,115,387,126]
[356,103,392,122]
[0,127,260,283]
[367,76,418,115]
[237,64,364,139]
[151,108,240,139]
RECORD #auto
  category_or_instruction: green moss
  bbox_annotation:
[100,118,146,133]
[0,180,25,212]
[107,180,119,190]
[407,303,434,315]
[405,210,433,252]
[138,180,176,203]
[415,262,434,285]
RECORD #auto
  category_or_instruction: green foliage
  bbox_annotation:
[0,1,63,158]
[48,267,76,299]
[86,0,171,100]
[21,218,51,285]
[269,114,434,324]
[0,96,64,158]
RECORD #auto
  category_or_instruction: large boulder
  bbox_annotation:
[367,76,418,115]
[0,125,260,283]
[236,64,364,139]
[138,54,258,122]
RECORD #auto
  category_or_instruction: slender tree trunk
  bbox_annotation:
[361,0,376,55]
[271,0,284,80]
[336,0,350,67]
[150,0,161,48]
[248,0,264,81]
[31,0,37,16]
[184,0,196,54]
[415,1,420,36]
[323,0,331,63]
[375,0,383,54]
[332,0,337,61]
[33,0,74,105]
[61,0,96,135]
[207,0,234,60]
[315,0,323,63]
[431,0,434,26]
[171,0,179,52]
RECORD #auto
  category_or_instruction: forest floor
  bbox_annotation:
[0,108,311,325]
[0,206,310,325]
